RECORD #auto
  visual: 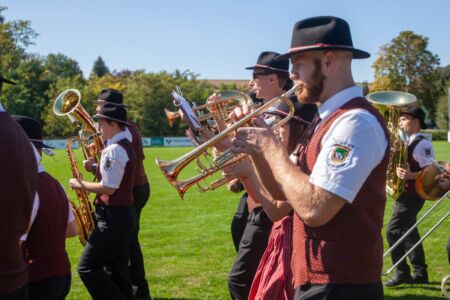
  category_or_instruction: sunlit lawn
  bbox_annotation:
[42,141,449,299]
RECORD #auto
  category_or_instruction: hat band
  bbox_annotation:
[254,64,290,74]
[289,43,355,53]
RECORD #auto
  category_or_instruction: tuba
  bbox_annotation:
[367,91,416,199]
[156,84,298,199]
[53,88,103,245]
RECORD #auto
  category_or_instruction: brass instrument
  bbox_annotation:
[66,137,95,245]
[382,190,449,277]
[165,90,257,132]
[416,160,450,200]
[442,275,450,299]
[367,91,416,199]
[53,88,103,244]
[156,84,298,199]
[53,89,104,163]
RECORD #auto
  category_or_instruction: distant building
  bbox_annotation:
[204,79,249,90]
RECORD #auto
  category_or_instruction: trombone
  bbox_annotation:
[156,84,298,199]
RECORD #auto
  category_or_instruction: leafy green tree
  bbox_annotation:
[90,56,109,78]
[126,70,213,136]
[372,31,441,120]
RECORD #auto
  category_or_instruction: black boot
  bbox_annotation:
[412,272,429,284]
[383,273,412,287]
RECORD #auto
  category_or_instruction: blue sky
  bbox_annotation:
[2,0,450,83]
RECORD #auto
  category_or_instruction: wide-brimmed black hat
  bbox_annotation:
[12,115,54,149]
[93,88,127,107]
[93,103,130,125]
[246,51,290,76]
[0,72,16,85]
[266,101,318,125]
[401,107,427,129]
[278,16,370,60]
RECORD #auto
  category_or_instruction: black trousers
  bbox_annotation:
[28,274,71,300]
[130,182,151,297]
[0,286,27,300]
[230,193,249,252]
[78,205,136,300]
[294,282,383,300]
[386,192,427,277]
[228,207,272,300]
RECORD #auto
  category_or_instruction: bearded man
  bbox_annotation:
[230,16,389,300]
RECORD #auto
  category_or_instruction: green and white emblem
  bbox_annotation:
[327,143,355,169]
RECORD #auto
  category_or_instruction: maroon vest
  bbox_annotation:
[291,98,389,287]
[24,172,71,283]
[0,112,37,296]
[127,121,148,186]
[95,138,136,206]
[404,136,425,195]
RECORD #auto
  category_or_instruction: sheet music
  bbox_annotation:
[171,88,201,130]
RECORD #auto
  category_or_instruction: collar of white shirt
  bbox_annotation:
[408,132,426,145]
[106,129,132,147]
[0,102,5,112]
[318,86,363,121]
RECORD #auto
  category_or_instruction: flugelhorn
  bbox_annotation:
[165,89,257,131]
[367,91,416,199]
[156,84,298,199]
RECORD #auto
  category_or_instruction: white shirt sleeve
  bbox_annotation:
[20,192,40,241]
[309,109,388,203]
[99,144,129,189]
[413,138,434,168]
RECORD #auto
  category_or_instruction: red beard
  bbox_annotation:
[294,60,325,104]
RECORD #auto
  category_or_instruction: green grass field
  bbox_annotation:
[42,141,450,300]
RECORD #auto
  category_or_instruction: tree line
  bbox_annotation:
[0,7,448,139]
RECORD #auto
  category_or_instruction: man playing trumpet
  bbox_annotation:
[230,16,389,299]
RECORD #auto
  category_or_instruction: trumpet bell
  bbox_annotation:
[165,109,180,127]
[416,161,450,200]
[54,88,81,116]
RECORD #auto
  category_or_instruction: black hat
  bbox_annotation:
[0,72,16,85]
[401,107,427,129]
[266,101,318,125]
[93,103,130,125]
[12,115,54,149]
[93,88,127,107]
[246,51,290,76]
[278,16,370,60]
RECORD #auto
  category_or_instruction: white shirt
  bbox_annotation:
[408,133,434,168]
[309,86,389,203]
[100,130,132,189]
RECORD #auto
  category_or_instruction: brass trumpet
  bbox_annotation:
[165,90,257,130]
[156,84,298,199]
[367,91,416,199]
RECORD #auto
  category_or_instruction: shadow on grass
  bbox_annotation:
[384,282,444,299]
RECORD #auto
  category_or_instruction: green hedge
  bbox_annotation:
[422,129,448,141]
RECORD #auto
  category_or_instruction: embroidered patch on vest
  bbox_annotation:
[327,143,354,169]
